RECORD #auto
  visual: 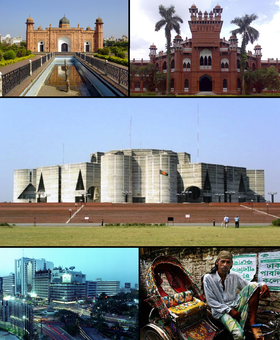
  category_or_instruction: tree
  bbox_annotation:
[155,5,183,95]
[253,68,267,94]
[155,71,166,94]
[138,64,157,92]
[130,64,138,85]
[266,65,280,93]
[3,50,16,60]
[231,14,259,95]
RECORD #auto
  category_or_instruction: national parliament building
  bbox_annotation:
[131,4,280,95]
[14,149,264,204]
[26,15,103,53]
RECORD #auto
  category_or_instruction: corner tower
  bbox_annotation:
[25,16,34,51]
[95,17,104,51]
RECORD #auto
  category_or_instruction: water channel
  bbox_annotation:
[21,57,123,97]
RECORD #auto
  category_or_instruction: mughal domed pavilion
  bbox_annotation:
[26,15,103,53]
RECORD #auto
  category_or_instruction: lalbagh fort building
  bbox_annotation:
[25,15,103,53]
[131,4,280,95]
[14,149,265,204]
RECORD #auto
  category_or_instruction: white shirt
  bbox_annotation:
[203,271,251,319]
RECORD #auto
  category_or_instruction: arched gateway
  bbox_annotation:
[199,74,212,91]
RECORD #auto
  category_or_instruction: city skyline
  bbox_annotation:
[131,0,280,60]
[1,98,279,203]
[0,248,139,287]
[0,0,127,41]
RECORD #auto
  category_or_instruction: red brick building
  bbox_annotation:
[131,4,280,95]
[26,15,103,53]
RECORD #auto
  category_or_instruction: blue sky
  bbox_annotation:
[0,0,128,41]
[131,0,280,60]
[0,98,280,202]
[0,247,139,287]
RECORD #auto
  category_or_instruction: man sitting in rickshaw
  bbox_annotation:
[203,250,270,340]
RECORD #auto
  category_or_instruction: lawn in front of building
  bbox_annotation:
[0,225,279,246]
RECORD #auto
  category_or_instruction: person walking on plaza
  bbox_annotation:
[203,250,270,340]
[224,215,229,228]
[235,216,240,228]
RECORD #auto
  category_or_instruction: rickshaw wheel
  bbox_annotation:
[141,324,171,340]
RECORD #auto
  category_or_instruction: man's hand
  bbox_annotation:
[260,285,270,298]
[229,309,241,321]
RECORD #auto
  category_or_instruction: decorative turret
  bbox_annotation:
[95,17,104,51]
[254,44,262,57]
[189,4,198,20]
[213,4,223,20]
[26,16,34,51]
[149,43,157,61]
[229,35,238,50]
[173,35,183,50]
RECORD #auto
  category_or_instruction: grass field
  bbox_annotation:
[1,225,279,246]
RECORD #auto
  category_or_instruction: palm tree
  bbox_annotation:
[231,14,259,95]
[155,5,183,95]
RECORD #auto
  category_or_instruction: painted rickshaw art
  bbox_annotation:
[142,255,218,340]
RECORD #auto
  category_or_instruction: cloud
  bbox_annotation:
[131,0,214,59]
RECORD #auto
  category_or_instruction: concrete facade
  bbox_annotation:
[14,149,265,204]
[26,15,103,53]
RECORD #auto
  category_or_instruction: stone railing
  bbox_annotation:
[76,53,128,89]
[0,53,54,96]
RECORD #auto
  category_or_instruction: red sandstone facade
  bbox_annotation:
[131,4,280,95]
[26,15,103,53]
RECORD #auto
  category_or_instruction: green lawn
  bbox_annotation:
[0,225,279,246]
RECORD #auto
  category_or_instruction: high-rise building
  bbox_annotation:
[0,299,33,337]
[15,257,53,297]
[34,269,52,301]
[3,273,15,297]
[96,280,120,296]
[50,266,86,302]
[86,281,97,299]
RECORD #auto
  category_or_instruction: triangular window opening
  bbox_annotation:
[239,173,246,193]
[203,170,212,191]
[75,170,85,190]
[38,173,45,192]
[18,183,36,199]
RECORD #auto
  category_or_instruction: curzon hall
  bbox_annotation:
[26,15,103,53]
[14,149,264,204]
[131,4,280,95]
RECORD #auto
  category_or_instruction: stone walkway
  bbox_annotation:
[0,55,41,75]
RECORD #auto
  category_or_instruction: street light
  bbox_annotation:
[251,199,254,210]
[225,191,235,203]
[122,191,131,203]
[268,192,277,203]
[177,190,192,203]
[215,193,224,203]
[266,203,269,214]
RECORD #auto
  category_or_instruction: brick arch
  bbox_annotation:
[199,74,212,91]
